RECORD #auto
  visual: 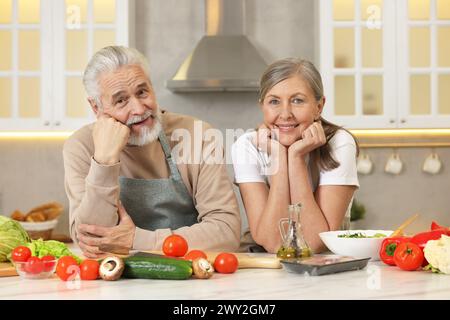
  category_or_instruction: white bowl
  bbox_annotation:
[19,219,59,240]
[19,219,58,231]
[319,230,393,261]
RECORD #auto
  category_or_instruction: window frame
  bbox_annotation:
[0,0,133,131]
[319,0,450,129]
[397,0,450,128]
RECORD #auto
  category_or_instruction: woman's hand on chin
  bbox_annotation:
[288,121,326,158]
[253,123,287,156]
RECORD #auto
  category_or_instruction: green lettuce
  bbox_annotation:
[26,239,82,263]
[0,215,31,262]
[423,264,443,274]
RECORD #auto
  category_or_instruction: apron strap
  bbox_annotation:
[158,131,183,181]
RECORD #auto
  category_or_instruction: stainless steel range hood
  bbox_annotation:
[166,0,268,92]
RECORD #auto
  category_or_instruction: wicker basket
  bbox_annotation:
[19,219,59,240]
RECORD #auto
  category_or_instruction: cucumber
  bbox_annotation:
[122,256,193,280]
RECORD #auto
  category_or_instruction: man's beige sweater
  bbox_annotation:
[63,110,241,251]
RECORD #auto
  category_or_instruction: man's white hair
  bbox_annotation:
[83,46,150,107]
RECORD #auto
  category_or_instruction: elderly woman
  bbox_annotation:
[232,58,359,253]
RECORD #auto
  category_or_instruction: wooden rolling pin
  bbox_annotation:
[203,252,281,269]
[145,251,281,269]
[99,245,281,269]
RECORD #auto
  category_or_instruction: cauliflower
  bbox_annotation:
[424,234,450,274]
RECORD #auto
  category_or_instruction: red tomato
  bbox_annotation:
[11,246,31,263]
[393,242,424,271]
[25,257,44,274]
[213,253,238,274]
[41,255,56,272]
[184,250,207,261]
[80,259,100,280]
[56,256,79,281]
[162,234,189,257]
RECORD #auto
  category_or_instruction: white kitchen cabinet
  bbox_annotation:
[0,0,134,131]
[320,0,450,129]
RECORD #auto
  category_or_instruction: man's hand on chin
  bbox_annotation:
[93,114,130,165]
[77,201,136,259]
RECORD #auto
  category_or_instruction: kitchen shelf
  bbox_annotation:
[359,142,450,148]
[353,129,450,149]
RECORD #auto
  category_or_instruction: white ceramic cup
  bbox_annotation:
[385,153,403,175]
[357,153,373,175]
[423,153,442,175]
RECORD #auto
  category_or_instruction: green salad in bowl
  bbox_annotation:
[338,232,388,239]
[319,229,393,261]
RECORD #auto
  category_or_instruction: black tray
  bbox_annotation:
[280,255,370,276]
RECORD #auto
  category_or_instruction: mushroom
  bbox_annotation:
[192,258,214,279]
[99,256,125,281]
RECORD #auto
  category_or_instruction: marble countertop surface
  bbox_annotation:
[1,246,449,300]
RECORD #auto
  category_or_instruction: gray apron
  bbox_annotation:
[119,132,198,231]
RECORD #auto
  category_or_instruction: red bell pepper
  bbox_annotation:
[379,236,411,266]
[411,229,447,267]
[431,221,444,230]
[430,221,450,235]
[411,229,447,248]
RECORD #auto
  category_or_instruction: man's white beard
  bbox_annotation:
[127,110,163,146]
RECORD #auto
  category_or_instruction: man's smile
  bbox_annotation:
[127,110,155,129]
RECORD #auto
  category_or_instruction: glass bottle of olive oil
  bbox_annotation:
[277,203,312,259]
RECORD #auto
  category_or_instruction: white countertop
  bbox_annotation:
[1,249,449,300]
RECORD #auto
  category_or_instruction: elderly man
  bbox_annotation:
[63,46,241,258]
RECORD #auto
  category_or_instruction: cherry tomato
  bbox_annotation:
[41,255,56,272]
[184,250,207,261]
[25,257,44,274]
[393,242,424,271]
[80,259,100,280]
[56,256,79,281]
[11,246,31,263]
[162,234,189,257]
[213,253,238,274]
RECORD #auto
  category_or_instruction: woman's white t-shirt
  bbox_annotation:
[231,129,360,191]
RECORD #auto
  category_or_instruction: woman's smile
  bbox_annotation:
[274,123,300,133]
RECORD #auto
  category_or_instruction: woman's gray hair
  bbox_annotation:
[83,46,150,107]
[258,58,324,103]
